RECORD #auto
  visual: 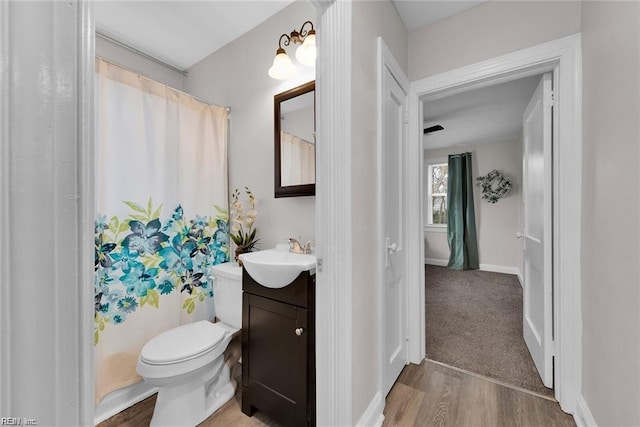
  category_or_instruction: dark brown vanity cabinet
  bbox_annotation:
[241,269,315,426]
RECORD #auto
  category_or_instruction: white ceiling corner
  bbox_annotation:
[391,0,486,33]
[94,0,295,70]
[95,1,487,71]
[423,75,541,151]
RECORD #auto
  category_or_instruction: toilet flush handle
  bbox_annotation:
[295,327,304,336]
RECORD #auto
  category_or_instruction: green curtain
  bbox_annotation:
[446,153,479,270]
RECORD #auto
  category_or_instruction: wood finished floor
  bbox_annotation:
[99,359,573,427]
[96,390,279,427]
[97,364,281,427]
[383,359,575,427]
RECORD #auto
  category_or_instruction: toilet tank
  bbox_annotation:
[211,263,243,329]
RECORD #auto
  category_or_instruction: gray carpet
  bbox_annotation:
[425,265,553,397]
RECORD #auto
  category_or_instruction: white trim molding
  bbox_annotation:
[574,395,598,427]
[313,0,352,425]
[517,271,524,288]
[479,264,520,276]
[79,2,96,423]
[0,0,11,414]
[409,33,583,414]
[406,75,427,370]
[424,258,448,267]
[355,391,385,427]
[95,383,158,425]
[424,258,521,277]
[0,1,94,424]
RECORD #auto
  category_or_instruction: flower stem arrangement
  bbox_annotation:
[230,187,259,264]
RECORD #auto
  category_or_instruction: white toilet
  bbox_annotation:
[136,263,242,426]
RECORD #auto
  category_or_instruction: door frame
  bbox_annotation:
[310,1,353,425]
[376,37,410,399]
[0,1,95,424]
[406,34,582,413]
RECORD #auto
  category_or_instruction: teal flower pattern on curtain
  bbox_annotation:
[94,198,229,344]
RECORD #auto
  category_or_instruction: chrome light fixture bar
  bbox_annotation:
[268,20,316,80]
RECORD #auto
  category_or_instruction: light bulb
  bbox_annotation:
[268,48,298,80]
[295,31,316,67]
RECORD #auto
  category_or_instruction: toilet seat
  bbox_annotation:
[140,321,226,365]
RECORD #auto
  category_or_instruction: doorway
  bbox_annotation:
[404,34,583,414]
[421,74,552,396]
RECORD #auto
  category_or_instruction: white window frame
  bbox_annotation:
[425,157,448,232]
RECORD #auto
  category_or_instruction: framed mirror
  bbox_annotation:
[274,81,315,198]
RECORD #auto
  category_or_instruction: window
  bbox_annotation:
[426,161,448,229]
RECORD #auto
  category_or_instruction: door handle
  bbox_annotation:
[385,237,400,268]
[295,327,304,336]
[516,232,524,239]
[386,237,399,253]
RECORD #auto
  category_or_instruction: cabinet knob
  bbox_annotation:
[295,327,304,336]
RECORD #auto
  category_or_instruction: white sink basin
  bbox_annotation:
[238,249,316,288]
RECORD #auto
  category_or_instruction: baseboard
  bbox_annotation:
[356,391,384,427]
[94,382,158,425]
[517,271,524,288]
[574,395,597,427]
[424,258,521,278]
[424,258,448,267]
[479,263,520,276]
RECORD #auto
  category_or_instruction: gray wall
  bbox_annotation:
[350,0,408,422]
[408,1,581,80]
[424,139,523,273]
[184,0,316,250]
[581,2,640,425]
[96,36,185,89]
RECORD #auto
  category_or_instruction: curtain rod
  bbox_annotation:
[96,56,231,113]
[96,31,189,77]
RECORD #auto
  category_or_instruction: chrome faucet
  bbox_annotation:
[288,238,315,254]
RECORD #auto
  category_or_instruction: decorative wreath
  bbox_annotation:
[477,169,512,203]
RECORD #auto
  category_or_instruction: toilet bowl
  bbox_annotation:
[136,263,242,426]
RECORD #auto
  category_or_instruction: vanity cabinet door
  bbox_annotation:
[242,293,309,426]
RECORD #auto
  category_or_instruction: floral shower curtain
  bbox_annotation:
[94,58,229,403]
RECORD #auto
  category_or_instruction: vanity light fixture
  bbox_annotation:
[268,20,316,80]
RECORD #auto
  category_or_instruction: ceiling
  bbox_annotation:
[94,1,488,73]
[423,75,541,151]
[391,0,485,32]
[94,1,294,70]
[95,1,533,152]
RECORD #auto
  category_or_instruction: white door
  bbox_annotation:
[522,73,554,388]
[382,64,407,396]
